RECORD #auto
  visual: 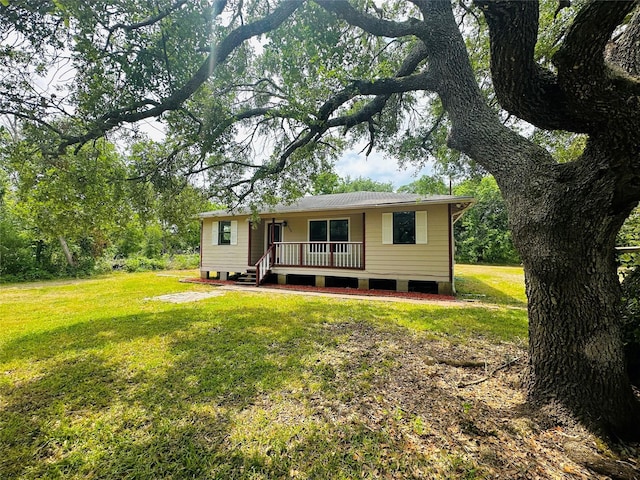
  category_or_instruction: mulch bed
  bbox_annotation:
[181,277,457,302]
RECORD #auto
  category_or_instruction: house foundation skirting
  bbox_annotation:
[200,269,454,295]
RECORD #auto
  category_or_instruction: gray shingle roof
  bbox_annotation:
[199,191,474,218]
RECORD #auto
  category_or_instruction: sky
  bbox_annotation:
[138,119,433,191]
[334,149,433,190]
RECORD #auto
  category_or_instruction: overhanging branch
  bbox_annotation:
[58,0,304,152]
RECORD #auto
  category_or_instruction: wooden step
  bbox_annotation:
[234,271,257,286]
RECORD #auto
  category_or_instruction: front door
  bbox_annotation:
[267,223,282,248]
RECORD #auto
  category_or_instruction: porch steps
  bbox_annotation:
[235,267,257,286]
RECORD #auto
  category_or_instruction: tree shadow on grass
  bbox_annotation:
[0,299,548,479]
[0,302,348,478]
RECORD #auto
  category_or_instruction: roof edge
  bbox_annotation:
[199,195,475,218]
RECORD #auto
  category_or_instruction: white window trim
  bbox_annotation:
[382,210,428,245]
[212,221,219,245]
[307,218,351,242]
[416,210,428,244]
[382,213,392,245]
[230,220,238,245]
[212,220,237,245]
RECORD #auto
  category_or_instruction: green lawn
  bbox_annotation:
[0,268,528,479]
[455,264,527,306]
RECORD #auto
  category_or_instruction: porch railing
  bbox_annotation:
[273,242,364,270]
[255,244,275,285]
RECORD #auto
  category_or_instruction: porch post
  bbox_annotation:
[248,221,252,266]
[271,217,275,245]
[329,243,334,268]
[362,212,366,270]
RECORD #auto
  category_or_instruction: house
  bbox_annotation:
[198,191,474,295]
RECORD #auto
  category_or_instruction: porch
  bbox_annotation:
[273,241,364,269]
[256,241,364,285]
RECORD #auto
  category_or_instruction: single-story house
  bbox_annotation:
[198,191,474,295]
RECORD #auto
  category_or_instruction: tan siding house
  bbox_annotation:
[199,192,473,294]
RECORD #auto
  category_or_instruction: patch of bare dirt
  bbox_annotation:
[145,290,224,303]
[307,322,640,479]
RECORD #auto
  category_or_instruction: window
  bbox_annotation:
[219,221,232,245]
[382,211,428,245]
[393,211,415,244]
[212,220,238,245]
[309,219,349,251]
[330,219,349,242]
[309,219,349,242]
[309,220,328,242]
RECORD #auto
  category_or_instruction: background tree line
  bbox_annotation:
[0,125,521,283]
[0,131,210,281]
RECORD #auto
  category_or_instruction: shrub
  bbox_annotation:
[167,253,199,270]
[123,256,169,272]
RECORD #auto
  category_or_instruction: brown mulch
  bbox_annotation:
[181,277,457,302]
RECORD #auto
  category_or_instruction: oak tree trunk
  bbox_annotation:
[502,141,640,440]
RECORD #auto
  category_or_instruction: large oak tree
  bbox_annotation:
[2,0,639,439]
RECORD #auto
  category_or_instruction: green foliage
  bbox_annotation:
[398,175,449,195]
[310,171,341,195]
[310,173,394,194]
[454,176,520,265]
[530,129,587,163]
[618,207,640,385]
[0,132,208,281]
[122,255,169,272]
[333,175,394,193]
[618,207,640,248]
[621,265,640,386]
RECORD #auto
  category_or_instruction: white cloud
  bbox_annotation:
[335,149,434,190]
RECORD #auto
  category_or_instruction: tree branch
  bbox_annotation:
[315,0,422,38]
[476,0,640,134]
[607,7,640,77]
[103,0,189,50]
[59,0,304,152]
[554,1,636,77]
[474,0,589,132]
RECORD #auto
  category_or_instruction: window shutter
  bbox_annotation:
[382,213,392,245]
[416,211,428,244]
[212,221,219,245]
[230,221,238,245]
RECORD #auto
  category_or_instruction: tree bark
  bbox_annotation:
[503,139,640,440]
[461,1,640,440]
[58,236,76,268]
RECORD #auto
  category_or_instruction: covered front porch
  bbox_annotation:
[254,241,364,285]
[248,213,366,284]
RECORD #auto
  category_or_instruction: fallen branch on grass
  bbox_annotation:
[457,357,522,388]
[432,358,486,368]
[565,441,639,480]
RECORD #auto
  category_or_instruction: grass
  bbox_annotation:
[455,264,527,306]
[0,267,529,479]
